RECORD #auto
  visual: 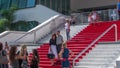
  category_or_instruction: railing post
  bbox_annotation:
[115,24,117,42]
[73,60,75,68]
[34,30,36,44]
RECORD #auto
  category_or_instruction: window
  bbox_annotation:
[0,0,37,14]
[61,0,66,14]
[46,0,50,8]
[56,0,61,11]
[18,0,27,8]
[66,0,70,14]
[0,0,10,10]
[11,0,19,7]
[51,0,56,10]
[27,0,35,7]
[40,0,45,5]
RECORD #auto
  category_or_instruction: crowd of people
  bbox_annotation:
[0,42,39,68]
[0,40,73,68]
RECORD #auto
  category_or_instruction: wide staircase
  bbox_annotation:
[75,43,120,68]
[29,20,120,68]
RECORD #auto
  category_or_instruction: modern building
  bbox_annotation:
[39,0,118,13]
[0,0,118,14]
[39,0,70,14]
[0,0,36,10]
[71,0,118,12]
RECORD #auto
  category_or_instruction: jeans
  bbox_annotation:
[56,44,62,54]
[66,29,70,40]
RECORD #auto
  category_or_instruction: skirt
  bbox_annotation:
[48,45,58,59]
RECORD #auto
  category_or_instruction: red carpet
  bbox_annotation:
[29,20,120,68]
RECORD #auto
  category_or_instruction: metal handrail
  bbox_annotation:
[14,15,61,43]
[73,24,117,67]
[0,15,61,44]
[0,31,27,38]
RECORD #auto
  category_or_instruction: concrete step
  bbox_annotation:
[74,66,103,68]
[80,57,114,61]
[88,52,119,55]
[91,48,120,51]
[84,55,116,59]
[94,47,120,49]
[96,45,120,47]
[74,64,115,68]
[83,56,117,60]
[90,50,119,52]
[84,54,116,57]
[77,61,111,65]
[75,63,114,67]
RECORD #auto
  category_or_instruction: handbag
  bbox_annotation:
[47,53,55,59]
[47,46,55,59]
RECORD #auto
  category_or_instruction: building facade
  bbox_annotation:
[39,0,70,14]
[39,0,118,14]
[71,0,118,12]
[0,0,36,10]
[0,0,118,14]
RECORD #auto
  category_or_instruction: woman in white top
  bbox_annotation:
[92,11,97,22]
[88,13,93,23]
[92,11,100,23]
[65,19,70,40]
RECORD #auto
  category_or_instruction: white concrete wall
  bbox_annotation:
[14,5,59,23]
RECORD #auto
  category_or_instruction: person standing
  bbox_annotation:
[30,49,39,68]
[65,19,70,40]
[9,46,27,68]
[117,0,120,20]
[48,34,58,66]
[9,46,19,68]
[59,43,73,68]
[3,42,10,68]
[88,12,93,23]
[91,11,97,23]
[56,31,63,61]
[17,45,29,68]
[0,42,9,68]
[4,42,9,55]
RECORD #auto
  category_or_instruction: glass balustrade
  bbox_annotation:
[71,9,119,24]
